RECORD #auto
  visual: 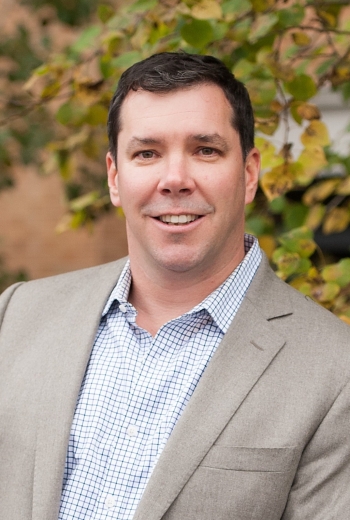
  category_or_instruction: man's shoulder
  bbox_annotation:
[246,252,350,346]
[0,258,128,324]
[4,257,127,294]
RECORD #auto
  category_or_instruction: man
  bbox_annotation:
[0,53,350,520]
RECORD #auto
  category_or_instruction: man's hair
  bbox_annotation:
[107,52,255,161]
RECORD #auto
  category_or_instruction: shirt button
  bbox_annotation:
[105,495,117,509]
[119,303,127,313]
[127,425,138,437]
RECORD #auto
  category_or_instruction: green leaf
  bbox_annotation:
[111,51,144,69]
[69,191,100,212]
[312,282,340,303]
[285,74,317,101]
[278,226,316,258]
[127,0,157,13]
[98,5,116,24]
[283,203,309,231]
[269,196,286,214]
[246,78,276,105]
[248,13,278,44]
[316,58,337,77]
[181,19,214,48]
[251,0,275,12]
[85,104,108,126]
[71,25,101,53]
[245,215,271,235]
[56,102,88,126]
[276,5,304,28]
[228,17,251,42]
[221,0,251,16]
[232,59,255,81]
[273,249,311,278]
[322,259,350,288]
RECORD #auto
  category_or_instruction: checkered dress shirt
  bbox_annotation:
[58,234,262,520]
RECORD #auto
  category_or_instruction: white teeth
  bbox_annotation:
[159,214,199,224]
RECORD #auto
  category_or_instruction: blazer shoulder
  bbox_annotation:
[3,257,127,295]
[0,258,128,329]
[245,253,350,359]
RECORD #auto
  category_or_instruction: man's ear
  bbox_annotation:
[244,147,260,205]
[106,151,121,207]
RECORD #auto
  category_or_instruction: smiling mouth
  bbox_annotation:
[156,214,201,225]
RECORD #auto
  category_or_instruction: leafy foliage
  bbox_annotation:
[1,0,350,320]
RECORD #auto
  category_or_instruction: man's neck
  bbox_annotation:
[127,255,244,336]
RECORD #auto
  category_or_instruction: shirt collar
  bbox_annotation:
[102,234,262,332]
[102,260,132,317]
[188,234,261,332]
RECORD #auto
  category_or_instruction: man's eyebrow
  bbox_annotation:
[126,137,163,153]
[189,134,230,151]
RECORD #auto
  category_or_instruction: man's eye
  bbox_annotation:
[199,147,216,156]
[138,150,155,159]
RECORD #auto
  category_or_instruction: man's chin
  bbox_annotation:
[152,252,206,274]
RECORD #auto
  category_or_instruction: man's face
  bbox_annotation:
[107,83,260,278]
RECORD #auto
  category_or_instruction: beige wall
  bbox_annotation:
[0,167,128,280]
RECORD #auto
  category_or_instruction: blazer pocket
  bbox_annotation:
[199,445,300,473]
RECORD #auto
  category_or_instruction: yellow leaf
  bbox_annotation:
[290,278,312,296]
[318,10,336,28]
[23,73,40,92]
[305,203,326,230]
[260,164,295,201]
[55,213,73,234]
[297,103,321,121]
[311,282,340,303]
[255,117,279,136]
[69,191,99,212]
[251,0,275,11]
[264,56,294,81]
[255,137,284,170]
[258,235,276,259]
[302,179,339,206]
[296,146,328,184]
[339,315,350,326]
[41,81,61,99]
[131,23,151,49]
[292,31,311,46]
[65,129,90,150]
[300,120,330,147]
[191,0,222,20]
[307,266,320,280]
[336,176,350,196]
[323,207,350,235]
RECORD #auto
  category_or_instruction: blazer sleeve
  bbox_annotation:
[282,377,350,519]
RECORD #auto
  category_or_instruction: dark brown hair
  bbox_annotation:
[107,52,254,160]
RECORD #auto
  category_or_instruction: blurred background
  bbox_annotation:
[0,0,128,288]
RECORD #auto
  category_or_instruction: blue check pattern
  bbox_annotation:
[58,234,262,520]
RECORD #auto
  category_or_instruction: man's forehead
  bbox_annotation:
[121,83,231,111]
[118,84,234,132]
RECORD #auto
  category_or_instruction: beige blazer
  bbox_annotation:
[1,254,350,520]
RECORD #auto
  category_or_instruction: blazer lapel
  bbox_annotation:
[134,256,293,520]
[31,259,126,520]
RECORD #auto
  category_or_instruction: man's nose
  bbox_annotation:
[157,155,196,195]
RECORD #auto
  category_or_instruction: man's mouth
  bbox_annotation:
[156,214,201,225]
